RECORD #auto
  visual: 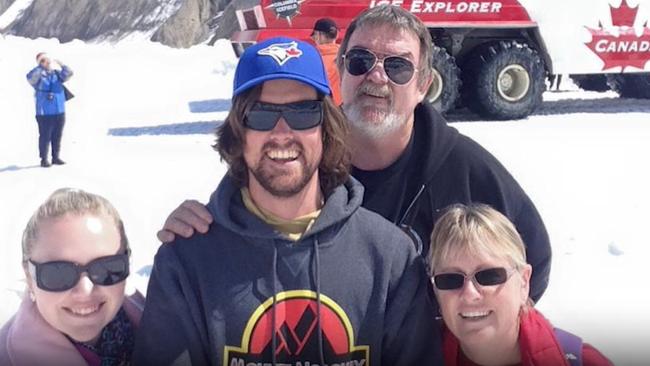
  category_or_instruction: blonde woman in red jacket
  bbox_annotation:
[0,188,143,366]
[429,203,612,366]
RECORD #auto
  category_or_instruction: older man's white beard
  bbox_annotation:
[343,84,408,139]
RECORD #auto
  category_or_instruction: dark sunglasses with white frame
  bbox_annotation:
[432,267,518,291]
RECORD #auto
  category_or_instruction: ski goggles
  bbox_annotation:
[342,48,417,85]
[432,267,515,290]
[28,252,130,292]
[244,100,324,131]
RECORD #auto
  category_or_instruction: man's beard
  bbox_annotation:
[343,82,407,139]
[249,141,319,198]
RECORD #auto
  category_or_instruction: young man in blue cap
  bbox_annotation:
[133,37,441,366]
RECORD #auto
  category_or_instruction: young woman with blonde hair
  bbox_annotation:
[0,188,143,366]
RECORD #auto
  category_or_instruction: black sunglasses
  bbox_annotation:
[244,100,323,131]
[433,267,515,290]
[342,48,417,85]
[28,252,130,292]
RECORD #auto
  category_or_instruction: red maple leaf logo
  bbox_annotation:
[611,0,638,27]
[286,48,301,56]
[585,1,650,71]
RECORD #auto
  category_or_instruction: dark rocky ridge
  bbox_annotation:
[0,0,241,48]
[210,0,258,41]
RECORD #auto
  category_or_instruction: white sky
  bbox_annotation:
[1,35,649,365]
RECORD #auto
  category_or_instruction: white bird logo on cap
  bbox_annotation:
[257,42,303,66]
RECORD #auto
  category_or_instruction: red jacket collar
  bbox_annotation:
[442,308,569,366]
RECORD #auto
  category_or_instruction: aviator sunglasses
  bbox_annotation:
[244,100,323,131]
[28,252,130,292]
[433,267,516,290]
[342,48,417,85]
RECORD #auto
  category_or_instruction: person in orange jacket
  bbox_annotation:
[311,18,342,106]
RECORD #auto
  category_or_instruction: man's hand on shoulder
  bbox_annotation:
[157,200,213,243]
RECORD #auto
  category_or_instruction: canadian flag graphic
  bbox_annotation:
[585,0,650,71]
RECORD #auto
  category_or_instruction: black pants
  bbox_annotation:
[36,113,65,160]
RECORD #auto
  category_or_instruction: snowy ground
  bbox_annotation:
[1,35,649,364]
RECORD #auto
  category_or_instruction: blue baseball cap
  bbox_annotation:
[233,37,331,97]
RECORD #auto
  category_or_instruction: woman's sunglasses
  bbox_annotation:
[28,252,130,292]
[342,48,417,85]
[244,100,323,131]
[433,267,515,290]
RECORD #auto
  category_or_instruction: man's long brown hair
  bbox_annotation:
[214,84,351,196]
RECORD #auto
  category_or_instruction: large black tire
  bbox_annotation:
[426,46,461,114]
[570,74,610,92]
[607,73,650,99]
[461,41,546,120]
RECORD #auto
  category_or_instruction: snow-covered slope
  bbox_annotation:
[0,0,33,29]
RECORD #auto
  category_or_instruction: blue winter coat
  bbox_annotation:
[26,65,73,116]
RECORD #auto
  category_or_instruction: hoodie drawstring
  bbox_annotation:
[398,184,426,255]
[313,237,325,366]
[271,244,278,366]
[398,183,426,227]
[270,238,324,365]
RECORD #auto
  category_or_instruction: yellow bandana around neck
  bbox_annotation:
[241,188,321,241]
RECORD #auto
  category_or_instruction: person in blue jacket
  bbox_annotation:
[26,52,74,167]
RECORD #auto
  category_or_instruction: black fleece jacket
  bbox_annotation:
[353,103,551,303]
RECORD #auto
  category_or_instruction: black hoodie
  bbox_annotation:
[133,176,442,366]
[353,103,551,303]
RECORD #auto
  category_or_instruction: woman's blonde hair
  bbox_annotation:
[22,188,129,264]
[428,203,527,276]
